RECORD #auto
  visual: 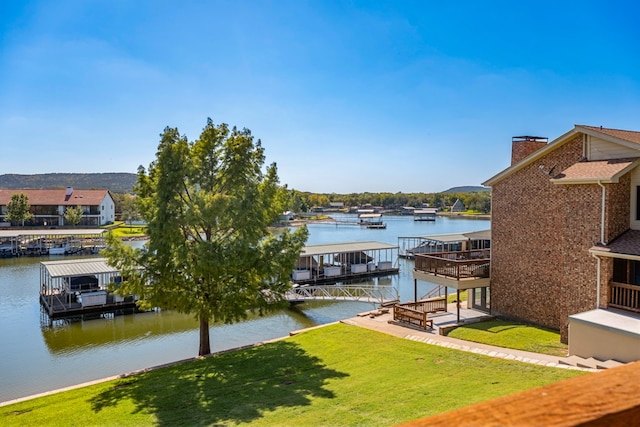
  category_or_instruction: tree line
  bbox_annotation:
[287,189,491,214]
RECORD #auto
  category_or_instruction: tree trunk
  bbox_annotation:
[198,316,211,356]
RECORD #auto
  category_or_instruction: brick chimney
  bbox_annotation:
[511,136,548,165]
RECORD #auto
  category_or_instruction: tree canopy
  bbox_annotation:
[120,194,139,226]
[286,189,491,214]
[5,193,33,226]
[63,205,84,226]
[103,119,308,356]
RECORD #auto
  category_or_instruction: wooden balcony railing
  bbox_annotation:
[414,249,490,280]
[609,281,640,313]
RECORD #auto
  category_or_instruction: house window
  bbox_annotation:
[612,258,640,285]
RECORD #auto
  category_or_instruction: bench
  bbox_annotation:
[393,305,433,330]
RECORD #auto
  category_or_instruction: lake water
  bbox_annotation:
[0,215,489,403]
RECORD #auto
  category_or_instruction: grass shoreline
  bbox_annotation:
[1,320,580,426]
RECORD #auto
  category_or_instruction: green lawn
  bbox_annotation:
[1,323,584,426]
[107,224,148,238]
[446,290,467,303]
[447,319,568,357]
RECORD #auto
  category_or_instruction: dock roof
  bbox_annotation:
[400,229,491,243]
[414,209,438,214]
[358,213,382,218]
[0,229,106,239]
[41,258,119,278]
[301,241,398,257]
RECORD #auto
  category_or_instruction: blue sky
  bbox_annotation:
[1,1,639,193]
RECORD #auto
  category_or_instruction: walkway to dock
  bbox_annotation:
[286,284,399,305]
[340,304,597,371]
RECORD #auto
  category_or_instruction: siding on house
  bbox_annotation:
[587,135,640,160]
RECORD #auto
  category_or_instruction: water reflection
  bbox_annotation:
[39,300,372,357]
[0,215,490,403]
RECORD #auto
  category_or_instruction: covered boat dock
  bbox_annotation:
[40,257,138,321]
[293,241,399,285]
[0,229,106,258]
[413,208,437,221]
[398,229,491,259]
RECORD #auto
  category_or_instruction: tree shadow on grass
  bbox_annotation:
[89,340,348,426]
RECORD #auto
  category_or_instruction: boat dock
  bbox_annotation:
[358,213,386,228]
[39,258,139,322]
[293,241,399,285]
[398,229,491,259]
[413,208,437,221]
[0,229,106,258]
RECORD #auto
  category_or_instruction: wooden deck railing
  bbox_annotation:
[609,282,640,313]
[393,297,447,330]
[414,249,490,280]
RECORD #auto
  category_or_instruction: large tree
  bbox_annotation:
[120,194,140,227]
[103,119,308,356]
[63,205,84,226]
[5,193,33,226]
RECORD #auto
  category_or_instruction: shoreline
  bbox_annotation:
[0,322,337,407]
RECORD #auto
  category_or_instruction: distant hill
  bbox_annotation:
[0,173,137,193]
[442,186,490,193]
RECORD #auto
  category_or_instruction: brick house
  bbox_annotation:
[0,187,115,226]
[483,126,640,363]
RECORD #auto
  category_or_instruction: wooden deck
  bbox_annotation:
[413,249,490,280]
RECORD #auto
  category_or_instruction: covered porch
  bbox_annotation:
[412,245,491,321]
[590,229,640,314]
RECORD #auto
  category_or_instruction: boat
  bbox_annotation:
[48,243,71,255]
[358,213,386,229]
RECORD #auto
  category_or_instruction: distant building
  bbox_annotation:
[451,199,465,212]
[328,202,344,209]
[279,211,295,222]
[401,206,416,215]
[0,187,115,226]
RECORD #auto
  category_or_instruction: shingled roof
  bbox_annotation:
[0,189,110,206]
[577,125,640,146]
[484,125,640,187]
[590,229,640,259]
[551,158,640,184]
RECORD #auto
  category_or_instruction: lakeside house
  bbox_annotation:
[0,187,115,226]
[450,199,465,212]
[483,126,640,363]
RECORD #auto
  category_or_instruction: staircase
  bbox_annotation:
[558,355,625,370]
